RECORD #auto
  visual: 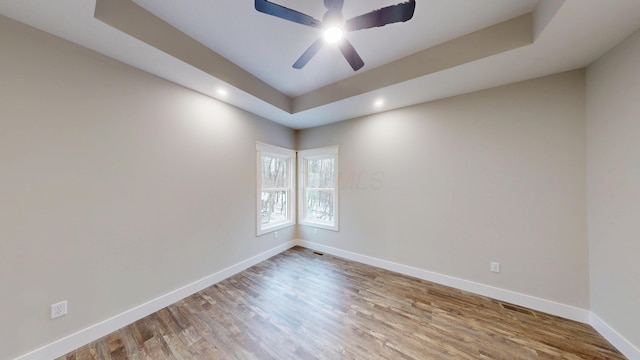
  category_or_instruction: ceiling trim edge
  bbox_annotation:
[292,13,534,113]
[93,0,291,113]
[94,0,536,117]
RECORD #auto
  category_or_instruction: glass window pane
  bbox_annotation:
[306,158,335,188]
[257,143,296,235]
[304,189,334,222]
[261,155,288,188]
[261,190,288,225]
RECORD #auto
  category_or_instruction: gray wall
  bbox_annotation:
[298,71,589,309]
[587,28,640,349]
[4,8,639,359]
[0,15,295,359]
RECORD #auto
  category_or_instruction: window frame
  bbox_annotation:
[297,146,339,231]
[256,142,296,236]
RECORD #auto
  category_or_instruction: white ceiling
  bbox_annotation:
[1,0,640,129]
[130,0,537,96]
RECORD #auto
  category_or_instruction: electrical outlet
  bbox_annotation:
[490,262,500,273]
[51,300,67,319]
[274,231,278,239]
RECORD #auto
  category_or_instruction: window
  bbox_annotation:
[298,146,339,231]
[256,143,295,235]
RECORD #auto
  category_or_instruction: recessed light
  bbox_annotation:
[217,89,228,96]
[374,99,384,107]
[323,26,343,44]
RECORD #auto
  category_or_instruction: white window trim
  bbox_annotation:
[256,142,296,236]
[298,146,339,232]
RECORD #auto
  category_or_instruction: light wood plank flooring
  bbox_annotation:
[58,247,625,359]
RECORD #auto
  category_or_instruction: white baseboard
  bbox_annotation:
[15,239,637,360]
[296,240,590,324]
[14,240,297,360]
[297,240,640,358]
[590,313,640,360]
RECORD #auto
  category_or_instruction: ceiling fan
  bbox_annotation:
[255,0,416,71]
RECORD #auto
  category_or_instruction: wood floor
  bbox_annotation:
[58,247,625,360]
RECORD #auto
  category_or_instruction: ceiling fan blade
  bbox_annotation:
[255,0,322,28]
[345,0,416,31]
[338,39,365,71]
[293,39,324,69]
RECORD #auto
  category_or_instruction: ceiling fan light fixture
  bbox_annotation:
[255,0,416,71]
[323,26,343,44]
